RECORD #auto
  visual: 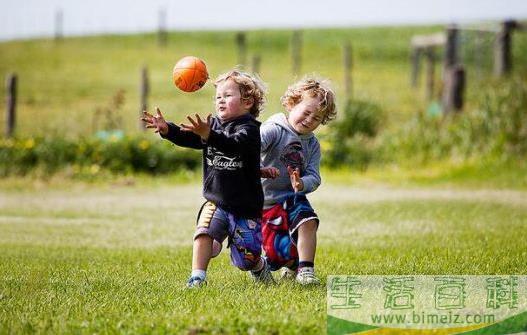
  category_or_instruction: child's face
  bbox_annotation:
[287,94,325,134]
[215,79,252,122]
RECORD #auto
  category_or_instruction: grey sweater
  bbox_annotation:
[260,113,321,207]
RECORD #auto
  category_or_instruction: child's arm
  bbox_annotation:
[287,141,321,193]
[206,123,260,156]
[260,123,281,178]
[142,108,204,149]
[300,141,321,193]
[261,167,279,178]
[163,122,206,149]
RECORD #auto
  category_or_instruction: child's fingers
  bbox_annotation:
[180,123,194,132]
[186,116,198,127]
[195,114,203,124]
[206,114,212,124]
[155,107,164,118]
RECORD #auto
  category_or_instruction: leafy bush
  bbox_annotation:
[324,99,384,169]
[0,135,201,177]
[381,76,527,164]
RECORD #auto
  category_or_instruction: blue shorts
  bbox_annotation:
[262,194,319,271]
[194,201,262,271]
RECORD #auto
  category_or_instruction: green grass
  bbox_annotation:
[323,158,527,190]
[2,26,526,137]
[1,181,526,334]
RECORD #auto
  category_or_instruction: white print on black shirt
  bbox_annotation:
[206,148,243,171]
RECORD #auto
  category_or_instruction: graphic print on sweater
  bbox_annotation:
[279,141,304,170]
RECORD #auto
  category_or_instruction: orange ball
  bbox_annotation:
[172,56,209,92]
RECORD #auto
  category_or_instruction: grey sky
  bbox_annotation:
[1,0,526,41]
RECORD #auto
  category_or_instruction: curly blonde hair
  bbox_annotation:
[281,77,337,124]
[214,70,267,117]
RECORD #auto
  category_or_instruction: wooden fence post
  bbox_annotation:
[54,9,63,41]
[158,8,168,47]
[140,66,149,130]
[442,65,465,113]
[410,47,421,87]
[343,41,353,102]
[291,30,302,76]
[425,48,436,101]
[251,54,261,74]
[494,20,516,77]
[443,25,459,74]
[236,32,246,67]
[5,73,17,138]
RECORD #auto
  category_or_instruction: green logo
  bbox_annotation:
[327,275,527,335]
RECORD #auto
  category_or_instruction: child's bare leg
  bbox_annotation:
[192,234,213,270]
[295,219,320,285]
[296,219,318,263]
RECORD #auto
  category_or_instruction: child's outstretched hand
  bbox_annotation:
[180,114,212,140]
[261,167,280,179]
[141,107,169,135]
[287,166,304,192]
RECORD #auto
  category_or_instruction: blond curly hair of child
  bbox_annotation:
[214,70,267,118]
[280,77,337,124]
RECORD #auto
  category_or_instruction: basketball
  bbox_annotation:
[172,56,209,92]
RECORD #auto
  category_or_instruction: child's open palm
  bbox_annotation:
[141,107,168,135]
[180,114,212,140]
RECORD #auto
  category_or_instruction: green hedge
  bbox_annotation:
[380,76,527,164]
[0,135,201,176]
[2,76,525,176]
[324,76,527,168]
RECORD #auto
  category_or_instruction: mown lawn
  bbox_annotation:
[1,180,526,334]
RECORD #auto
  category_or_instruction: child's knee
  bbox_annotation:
[211,240,222,258]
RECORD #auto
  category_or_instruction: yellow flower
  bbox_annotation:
[139,140,150,151]
[24,138,35,149]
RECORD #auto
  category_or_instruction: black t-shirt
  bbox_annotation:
[162,114,263,219]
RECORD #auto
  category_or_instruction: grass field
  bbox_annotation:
[1,24,527,334]
[1,178,526,334]
[1,26,526,138]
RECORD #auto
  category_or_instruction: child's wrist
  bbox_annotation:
[200,128,210,141]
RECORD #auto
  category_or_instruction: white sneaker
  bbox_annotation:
[250,258,275,284]
[280,267,297,280]
[296,267,321,285]
[186,276,207,288]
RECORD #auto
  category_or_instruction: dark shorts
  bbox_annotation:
[194,201,262,271]
[261,194,319,271]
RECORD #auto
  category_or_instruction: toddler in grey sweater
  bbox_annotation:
[260,77,337,285]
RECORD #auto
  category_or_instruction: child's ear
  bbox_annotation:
[243,97,254,110]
